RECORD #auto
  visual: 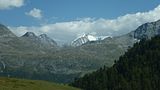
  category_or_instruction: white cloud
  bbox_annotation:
[25,8,43,19]
[10,5,160,44]
[0,0,24,10]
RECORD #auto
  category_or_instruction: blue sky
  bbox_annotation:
[0,0,160,26]
[0,0,160,44]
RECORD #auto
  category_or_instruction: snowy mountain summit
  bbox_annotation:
[71,34,97,46]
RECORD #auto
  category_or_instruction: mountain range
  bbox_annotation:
[0,19,160,83]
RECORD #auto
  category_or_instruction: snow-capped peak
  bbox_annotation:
[71,33,112,46]
[71,34,97,46]
[87,35,97,41]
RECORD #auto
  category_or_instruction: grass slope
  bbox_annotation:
[0,77,80,90]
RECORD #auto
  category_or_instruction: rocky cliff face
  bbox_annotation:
[0,24,17,38]
[38,34,57,47]
[134,20,160,39]
[21,32,57,49]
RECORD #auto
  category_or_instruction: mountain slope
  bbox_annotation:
[0,77,80,90]
[22,32,57,47]
[71,36,160,90]
[0,25,57,54]
[21,32,57,51]
[0,24,17,38]
[134,19,160,39]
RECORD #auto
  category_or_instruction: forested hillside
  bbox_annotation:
[71,36,160,90]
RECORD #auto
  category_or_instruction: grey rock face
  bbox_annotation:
[134,20,160,39]
[0,24,17,38]
[21,32,57,49]
[71,34,89,47]
[39,34,57,47]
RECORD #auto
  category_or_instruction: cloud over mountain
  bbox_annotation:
[10,5,160,44]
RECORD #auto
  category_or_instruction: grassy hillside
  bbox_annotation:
[0,77,80,90]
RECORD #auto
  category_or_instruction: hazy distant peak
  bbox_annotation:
[39,34,57,46]
[22,32,37,38]
[39,34,48,38]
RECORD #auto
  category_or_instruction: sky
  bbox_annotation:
[0,0,160,44]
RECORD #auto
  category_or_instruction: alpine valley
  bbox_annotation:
[0,19,160,84]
